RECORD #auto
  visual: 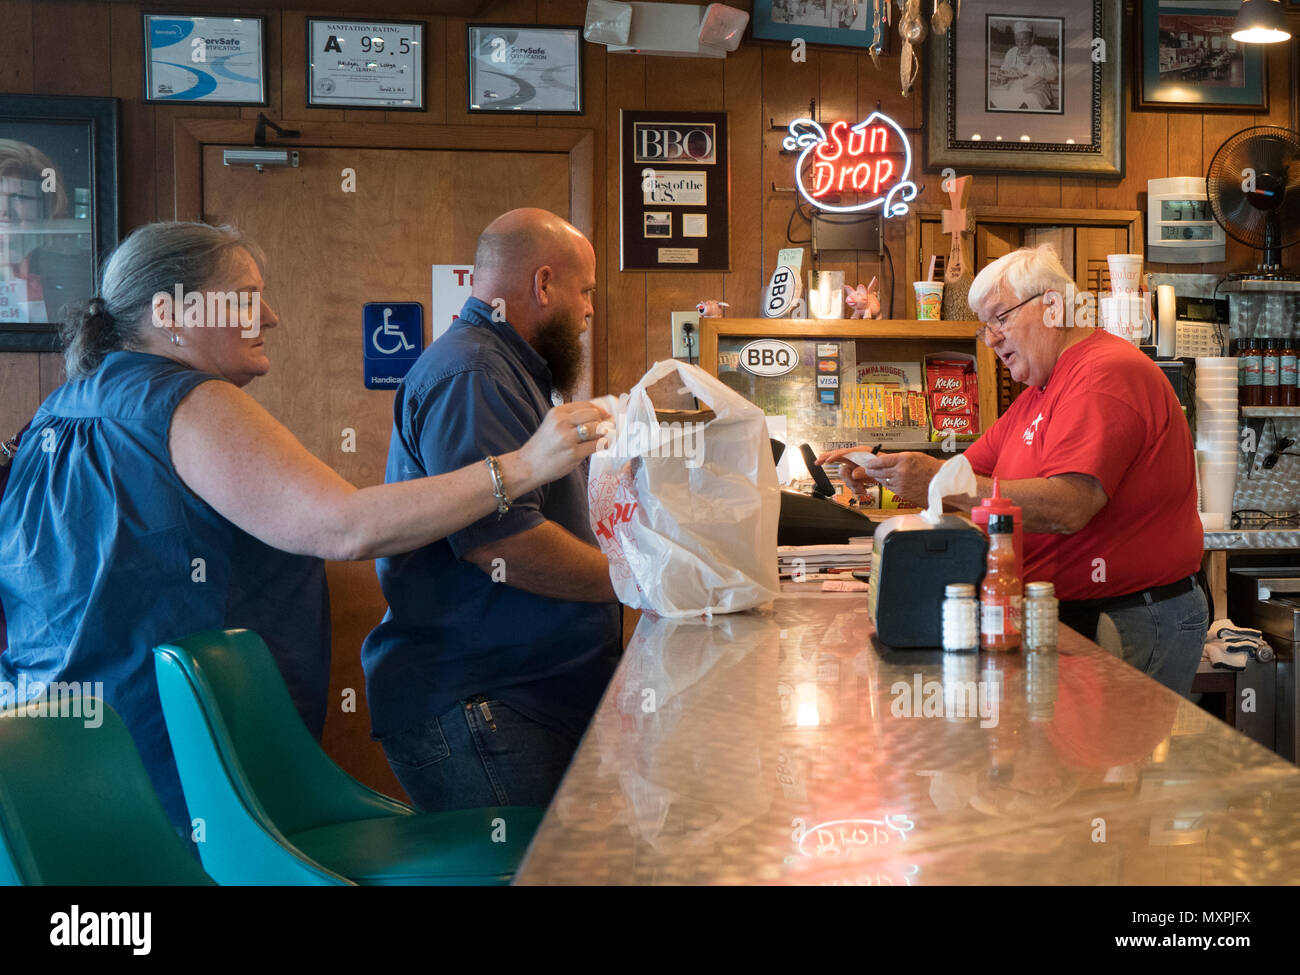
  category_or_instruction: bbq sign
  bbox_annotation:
[739,339,799,377]
[633,122,717,165]
[783,112,918,216]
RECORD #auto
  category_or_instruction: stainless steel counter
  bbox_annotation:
[1205,529,1300,551]
[516,590,1300,885]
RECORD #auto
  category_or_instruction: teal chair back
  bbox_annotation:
[0,699,213,885]
[153,629,414,885]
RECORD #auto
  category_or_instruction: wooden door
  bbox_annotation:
[203,145,570,797]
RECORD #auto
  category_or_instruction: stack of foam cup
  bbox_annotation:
[1194,356,1239,529]
[1101,254,1145,345]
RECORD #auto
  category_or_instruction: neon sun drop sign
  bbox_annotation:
[783,112,918,216]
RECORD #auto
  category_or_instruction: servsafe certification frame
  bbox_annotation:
[142,14,267,106]
[466,25,584,115]
[307,19,427,111]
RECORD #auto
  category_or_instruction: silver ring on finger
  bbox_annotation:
[577,423,592,443]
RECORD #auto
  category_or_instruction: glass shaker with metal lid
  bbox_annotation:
[1023,580,1059,653]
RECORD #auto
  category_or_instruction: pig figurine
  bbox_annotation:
[696,300,729,318]
[844,278,882,320]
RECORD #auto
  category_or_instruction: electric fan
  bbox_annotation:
[1206,125,1300,273]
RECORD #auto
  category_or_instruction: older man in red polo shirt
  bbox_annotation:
[820,245,1208,696]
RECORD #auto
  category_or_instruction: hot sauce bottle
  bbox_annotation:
[980,513,1022,652]
[1263,337,1281,407]
[1282,333,1298,407]
[1240,335,1262,407]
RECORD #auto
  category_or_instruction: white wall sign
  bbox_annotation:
[430,264,474,342]
[762,265,802,318]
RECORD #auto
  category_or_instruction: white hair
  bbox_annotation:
[968,245,1074,320]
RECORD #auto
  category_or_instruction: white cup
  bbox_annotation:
[1196,455,1239,469]
[1200,471,1237,516]
[1200,512,1225,531]
[1196,357,1239,369]
[1108,254,1144,294]
[1196,434,1239,448]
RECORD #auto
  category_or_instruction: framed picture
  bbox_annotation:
[620,111,729,271]
[986,16,1064,114]
[466,25,583,114]
[0,95,119,353]
[1137,0,1267,111]
[925,0,1124,177]
[143,14,268,105]
[750,0,891,52]
[307,19,426,110]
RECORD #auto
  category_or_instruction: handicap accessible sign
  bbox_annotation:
[363,302,423,389]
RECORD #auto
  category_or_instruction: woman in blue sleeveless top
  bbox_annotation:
[0,221,610,834]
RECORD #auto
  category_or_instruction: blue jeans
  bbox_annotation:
[1093,584,1209,698]
[378,697,580,812]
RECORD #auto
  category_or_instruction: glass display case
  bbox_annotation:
[699,318,996,456]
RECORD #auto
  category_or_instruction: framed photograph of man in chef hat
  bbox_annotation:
[987,17,1063,114]
[925,0,1122,177]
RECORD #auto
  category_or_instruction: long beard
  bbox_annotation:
[531,313,585,394]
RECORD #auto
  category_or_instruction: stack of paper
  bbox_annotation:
[778,543,871,579]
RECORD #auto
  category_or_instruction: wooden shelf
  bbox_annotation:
[1242,407,1300,418]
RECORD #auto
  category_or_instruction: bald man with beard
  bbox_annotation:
[362,208,620,812]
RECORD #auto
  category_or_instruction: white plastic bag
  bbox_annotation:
[587,360,780,617]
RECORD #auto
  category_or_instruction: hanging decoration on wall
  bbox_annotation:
[940,174,976,321]
[898,0,930,95]
[783,112,918,217]
[871,0,889,67]
[932,0,954,35]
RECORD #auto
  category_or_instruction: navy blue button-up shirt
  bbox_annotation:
[361,297,620,739]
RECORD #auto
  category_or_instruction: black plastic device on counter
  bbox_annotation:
[776,441,875,546]
[867,513,988,648]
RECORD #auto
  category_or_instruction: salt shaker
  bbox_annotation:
[942,582,979,653]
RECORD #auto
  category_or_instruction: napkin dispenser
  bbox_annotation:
[867,513,987,648]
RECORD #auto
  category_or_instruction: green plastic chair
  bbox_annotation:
[0,698,214,885]
[153,629,543,885]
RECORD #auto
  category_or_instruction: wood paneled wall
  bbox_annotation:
[1,0,1297,428]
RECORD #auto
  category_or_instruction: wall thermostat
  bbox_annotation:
[1147,177,1226,264]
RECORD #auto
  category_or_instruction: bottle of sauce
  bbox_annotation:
[1263,337,1281,406]
[980,513,1022,652]
[971,477,1024,582]
[1282,334,1298,407]
[1240,335,1262,407]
